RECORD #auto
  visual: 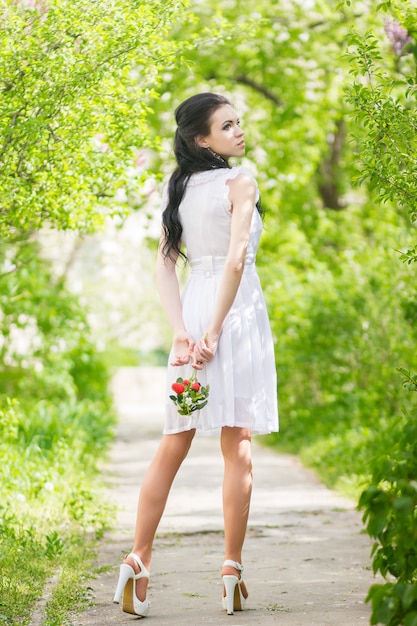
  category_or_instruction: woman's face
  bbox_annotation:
[197,104,245,158]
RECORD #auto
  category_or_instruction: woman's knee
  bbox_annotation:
[221,427,252,468]
[162,429,196,461]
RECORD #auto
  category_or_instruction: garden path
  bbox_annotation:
[75,366,376,626]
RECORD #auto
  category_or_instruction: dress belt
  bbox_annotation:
[190,255,256,277]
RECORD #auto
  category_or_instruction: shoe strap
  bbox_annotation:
[127,552,150,579]
[223,559,243,573]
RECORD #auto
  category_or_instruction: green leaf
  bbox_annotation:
[404,611,417,626]
[402,584,417,612]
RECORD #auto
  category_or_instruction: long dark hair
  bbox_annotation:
[162,93,231,261]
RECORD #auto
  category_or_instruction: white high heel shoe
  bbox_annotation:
[113,552,150,617]
[222,559,247,615]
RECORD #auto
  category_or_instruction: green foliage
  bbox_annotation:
[365,582,417,626]
[45,531,65,560]
[0,512,49,625]
[0,237,115,623]
[260,199,416,488]
[0,0,191,236]
[344,0,417,264]
[358,403,417,626]
[398,369,417,393]
[342,2,417,624]
[359,410,417,581]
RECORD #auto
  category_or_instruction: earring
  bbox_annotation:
[206,146,226,163]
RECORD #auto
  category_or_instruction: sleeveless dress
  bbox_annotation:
[163,165,279,436]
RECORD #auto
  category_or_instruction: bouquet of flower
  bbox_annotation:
[170,371,210,416]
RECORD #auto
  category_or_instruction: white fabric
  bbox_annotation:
[163,165,279,436]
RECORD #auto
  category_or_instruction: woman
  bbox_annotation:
[113,92,278,617]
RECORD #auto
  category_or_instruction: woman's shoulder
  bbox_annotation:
[225,165,257,185]
[187,165,256,187]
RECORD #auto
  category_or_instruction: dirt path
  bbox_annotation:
[74,367,375,625]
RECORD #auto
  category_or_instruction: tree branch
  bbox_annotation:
[234,74,284,106]
[317,119,347,210]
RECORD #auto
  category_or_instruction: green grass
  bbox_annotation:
[0,502,114,626]
[0,525,105,626]
[0,518,49,626]
[0,394,116,626]
[42,536,98,626]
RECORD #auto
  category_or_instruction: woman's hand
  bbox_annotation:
[192,334,218,370]
[170,331,195,367]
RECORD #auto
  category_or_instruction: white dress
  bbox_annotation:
[163,165,279,436]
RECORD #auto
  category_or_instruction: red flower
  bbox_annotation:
[169,371,209,416]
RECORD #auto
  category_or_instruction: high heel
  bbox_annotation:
[113,553,150,617]
[222,560,247,615]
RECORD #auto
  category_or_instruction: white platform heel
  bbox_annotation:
[222,560,247,615]
[113,553,150,617]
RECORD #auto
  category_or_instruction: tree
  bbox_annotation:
[345,0,417,265]
[0,0,191,236]
[345,1,417,624]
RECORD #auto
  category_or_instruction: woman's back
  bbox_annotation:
[179,166,261,264]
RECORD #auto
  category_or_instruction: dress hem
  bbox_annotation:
[162,425,279,437]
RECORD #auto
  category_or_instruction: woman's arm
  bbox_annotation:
[155,240,195,366]
[193,172,256,368]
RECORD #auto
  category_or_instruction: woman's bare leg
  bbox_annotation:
[220,426,252,593]
[125,429,195,599]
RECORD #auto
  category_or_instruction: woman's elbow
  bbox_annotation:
[226,241,249,274]
[225,257,245,275]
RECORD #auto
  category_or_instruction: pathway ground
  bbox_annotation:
[74,367,376,626]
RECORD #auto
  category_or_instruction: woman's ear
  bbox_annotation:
[195,135,209,149]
